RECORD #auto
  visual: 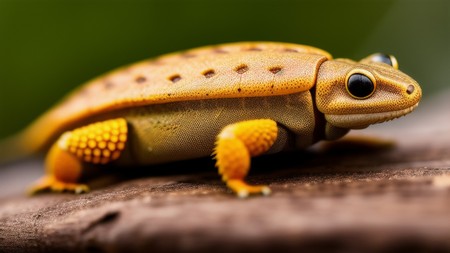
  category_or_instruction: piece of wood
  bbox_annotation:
[1,90,449,253]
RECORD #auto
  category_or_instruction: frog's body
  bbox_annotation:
[107,93,319,166]
[0,42,421,197]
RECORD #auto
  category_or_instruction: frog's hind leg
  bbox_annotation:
[214,119,278,198]
[28,118,128,194]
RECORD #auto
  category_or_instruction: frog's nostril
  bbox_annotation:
[406,85,415,95]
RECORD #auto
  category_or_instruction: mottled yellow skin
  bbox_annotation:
[20,42,330,153]
[0,42,421,196]
[62,118,127,164]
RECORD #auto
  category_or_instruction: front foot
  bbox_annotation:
[227,179,271,198]
[214,119,278,197]
[28,176,90,195]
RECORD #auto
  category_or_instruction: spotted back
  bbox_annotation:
[20,42,331,153]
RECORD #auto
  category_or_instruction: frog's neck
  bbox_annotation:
[310,87,350,142]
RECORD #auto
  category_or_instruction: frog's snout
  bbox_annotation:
[403,79,422,106]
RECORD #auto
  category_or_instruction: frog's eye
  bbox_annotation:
[369,53,399,69]
[346,71,376,99]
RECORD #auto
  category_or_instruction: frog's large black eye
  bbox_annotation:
[370,53,398,69]
[346,73,375,99]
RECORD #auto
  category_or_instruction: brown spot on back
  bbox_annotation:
[235,64,249,74]
[169,74,182,83]
[284,48,299,53]
[181,53,196,58]
[213,48,228,54]
[246,47,262,51]
[135,76,146,84]
[202,69,216,78]
[104,81,114,89]
[268,66,282,74]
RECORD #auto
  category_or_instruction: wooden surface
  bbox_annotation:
[0,90,449,253]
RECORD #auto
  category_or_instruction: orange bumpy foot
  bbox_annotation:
[214,119,278,197]
[28,176,89,195]
[28,118,128,195]
[227,179,271,198]
[61,118,128,164]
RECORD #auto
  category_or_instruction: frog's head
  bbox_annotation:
[316,54,421,129]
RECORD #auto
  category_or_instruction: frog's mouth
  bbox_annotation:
[325,102,419,129]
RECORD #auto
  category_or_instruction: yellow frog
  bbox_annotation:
[0,42,421,197]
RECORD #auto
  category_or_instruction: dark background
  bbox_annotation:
[0,0,448,139]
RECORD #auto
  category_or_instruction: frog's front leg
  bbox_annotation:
[28,118,128,194]
[214,119,279,198]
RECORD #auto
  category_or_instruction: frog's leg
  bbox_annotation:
[214,119,278,198]
[28,118,128,194]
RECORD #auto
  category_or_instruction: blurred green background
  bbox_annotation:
[0,0,448,139]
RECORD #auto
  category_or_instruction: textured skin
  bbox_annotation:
[117,93,316,165]
[215,119,277,196]
[0,41,422,196]
[316,60,421,128]
[60,118,127,164]
[18,42,330,155]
